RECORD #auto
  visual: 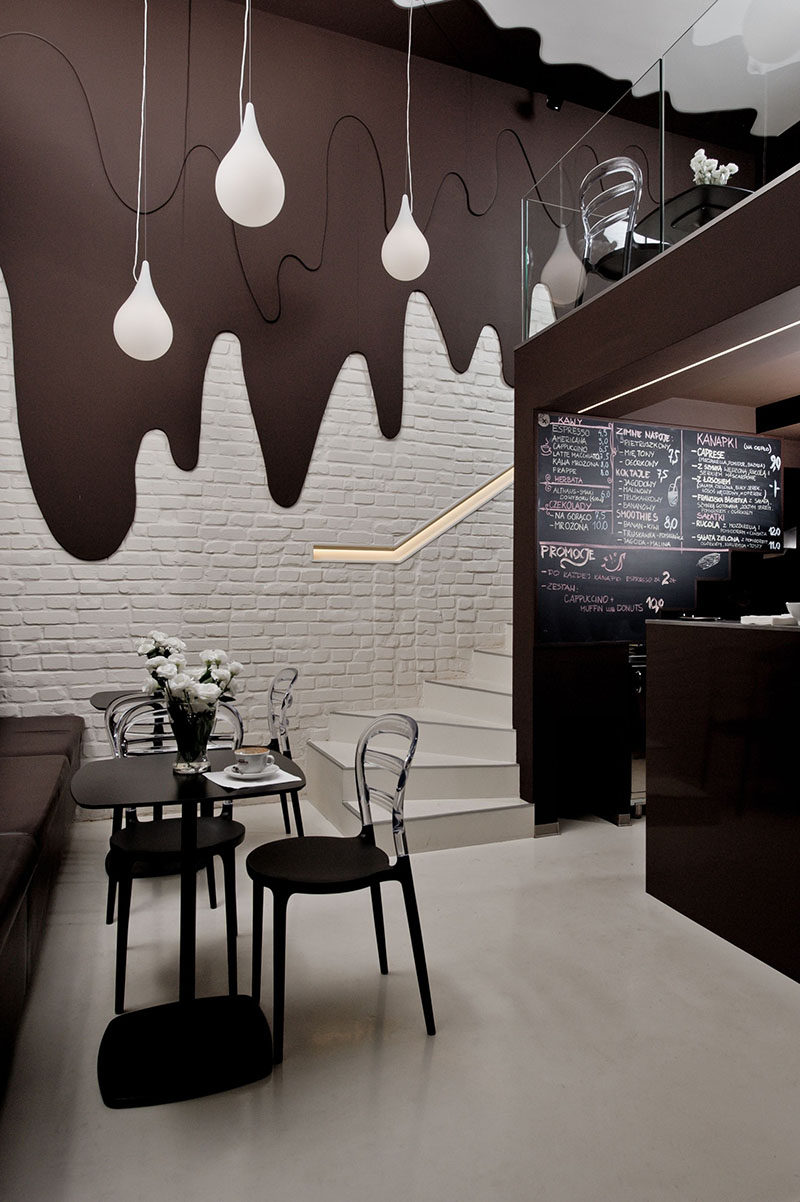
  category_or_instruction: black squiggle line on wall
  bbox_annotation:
[0,0,662,560]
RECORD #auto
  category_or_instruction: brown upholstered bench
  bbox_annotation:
[0,715,84,1096]
[0,833,38,1084]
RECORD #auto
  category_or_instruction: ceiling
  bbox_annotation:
[256,1,800,143]
[398,0,716,85]
[255,0,800,434]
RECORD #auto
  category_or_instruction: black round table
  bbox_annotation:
[72,748,306,1107]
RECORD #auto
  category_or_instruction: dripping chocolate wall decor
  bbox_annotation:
[535,412,783,643]
[0,0,734,560]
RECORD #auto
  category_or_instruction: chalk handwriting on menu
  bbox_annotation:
[538,415,781,555]
[612,423,682,548]
[684,431,782,551]
[534,413,782,643]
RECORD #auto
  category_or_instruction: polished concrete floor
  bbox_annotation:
[2,802,800,1202]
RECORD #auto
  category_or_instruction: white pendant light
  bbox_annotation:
[215,100,285,226]
[382,2,429,281]
[540,225,586,308]
[113,0,173,361]
[215,0,284,227]
[113,260,173,360]
[382,192,430,280]
[742,0,800,67]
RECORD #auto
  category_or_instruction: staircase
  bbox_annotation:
[305,627,533,853]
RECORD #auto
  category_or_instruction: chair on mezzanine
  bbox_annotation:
[576,155,646,303]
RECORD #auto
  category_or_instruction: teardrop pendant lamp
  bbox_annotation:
[539,166,585,308]
[215,0,285,226]
[113,0,173,361]
[381,1,430,281]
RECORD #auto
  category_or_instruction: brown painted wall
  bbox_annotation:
[1,1,739,562]
[0,0,669,560]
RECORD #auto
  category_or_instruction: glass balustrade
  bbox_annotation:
[522,0,800,339]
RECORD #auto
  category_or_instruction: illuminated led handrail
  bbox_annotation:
[312,466,514,564]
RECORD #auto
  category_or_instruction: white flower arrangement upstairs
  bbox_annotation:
[690,148,739,186]
[136,630,243,713]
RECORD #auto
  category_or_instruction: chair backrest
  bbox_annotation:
[579,156,643,272]
[354,714,419,857]
[106,695,243,758]
[267,667,298,756]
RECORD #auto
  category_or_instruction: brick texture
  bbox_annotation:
[0,273,513,793]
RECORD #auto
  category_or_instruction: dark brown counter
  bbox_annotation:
[646,618,800,983]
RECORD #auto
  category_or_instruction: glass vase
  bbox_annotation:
[166,697,216,775]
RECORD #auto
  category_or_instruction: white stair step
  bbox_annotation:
[307,739,519,802]
[340,795,534,854]
[422,678,512,725]
[470,649,512,689]
[328,707,516,759]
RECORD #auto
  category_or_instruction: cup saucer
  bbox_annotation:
[225,763,277,782]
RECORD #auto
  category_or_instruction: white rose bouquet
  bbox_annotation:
[136,630,243,773]
[690,148,739,186]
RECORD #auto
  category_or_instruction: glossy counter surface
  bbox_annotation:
[646,620,800,983]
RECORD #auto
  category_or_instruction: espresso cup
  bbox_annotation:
[234,746,274,775]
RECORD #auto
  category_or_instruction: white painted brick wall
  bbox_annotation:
[0,272,513,797]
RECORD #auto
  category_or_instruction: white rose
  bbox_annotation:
[201,648,229,666]
[142,677,161,695]
[187,681,222,712]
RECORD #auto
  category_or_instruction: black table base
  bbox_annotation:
[97,995,272,1108]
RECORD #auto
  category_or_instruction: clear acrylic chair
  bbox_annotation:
[246,713,435,1064]
[266,667,304,836]
[577,156,643,303]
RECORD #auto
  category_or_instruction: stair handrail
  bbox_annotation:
[312,466,514,564]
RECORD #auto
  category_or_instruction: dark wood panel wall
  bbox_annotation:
[646,621,800,983]
[0,0,684,561]
[513,166,800,816]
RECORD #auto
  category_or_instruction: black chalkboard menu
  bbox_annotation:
[536,413,783,642]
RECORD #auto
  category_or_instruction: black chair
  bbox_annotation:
[246,713,435,1064]
[265,667,304,836]
[107,808,245,1014]
[103,695,243,923]
[104,700,246,1014]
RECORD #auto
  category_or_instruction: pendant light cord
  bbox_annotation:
[405,1,414,210]
[132,0,148,280]
[238,0,251,126]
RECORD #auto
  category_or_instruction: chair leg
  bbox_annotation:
[289,790,304,837]
[251,883,264,1004]
[114,869,133,1015]
[105,809,123,924]
[278,792,291,835]
[272,891,289,1065]
[399,866,436,1036]
[221,851,238,996]
[370,883,388,975]
[206,862,218,910]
